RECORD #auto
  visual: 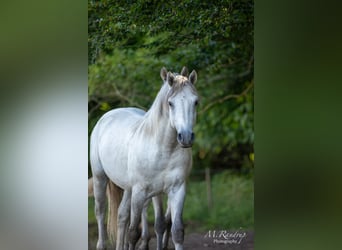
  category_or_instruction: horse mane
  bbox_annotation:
[139,82,170,135]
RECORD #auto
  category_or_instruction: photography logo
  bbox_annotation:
[204,229,247,245]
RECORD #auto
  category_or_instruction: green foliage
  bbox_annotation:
[88,197,95,223]
[88,0,254,171]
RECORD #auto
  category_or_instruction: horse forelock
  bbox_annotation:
[166,74,198,99]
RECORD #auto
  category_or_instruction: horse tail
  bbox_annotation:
[107,180,123,245]
[88,177,94,197]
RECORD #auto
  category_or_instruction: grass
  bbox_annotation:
[183,170,254,231]
[88,170,254,232]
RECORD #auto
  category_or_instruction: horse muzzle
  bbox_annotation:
[177,131,195,148]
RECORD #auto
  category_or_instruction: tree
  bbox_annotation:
[88,0,254,173]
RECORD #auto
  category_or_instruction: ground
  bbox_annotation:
[88,223,254,250]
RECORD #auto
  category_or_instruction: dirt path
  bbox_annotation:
[150,231,254,250]
[89,224,254,250]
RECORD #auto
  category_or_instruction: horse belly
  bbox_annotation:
[99,131,130,189]
[94,108,145,189]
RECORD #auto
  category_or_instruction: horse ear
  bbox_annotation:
[167,72,175,86]
[160,67,168,81]
[181,66,188,77]
[189,70,197,84]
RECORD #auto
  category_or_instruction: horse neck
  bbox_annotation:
[142,83,178,148]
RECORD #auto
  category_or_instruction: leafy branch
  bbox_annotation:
[198,80,253,116]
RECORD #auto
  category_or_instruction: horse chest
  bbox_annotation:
[127,147,191,192]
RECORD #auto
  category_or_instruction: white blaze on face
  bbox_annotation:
[168,85,198,146]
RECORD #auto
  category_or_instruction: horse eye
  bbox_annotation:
[194,100,198,106]
[168,101,173,107]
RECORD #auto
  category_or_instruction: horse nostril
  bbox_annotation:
[191,132,195,142]
[177,133,182,141]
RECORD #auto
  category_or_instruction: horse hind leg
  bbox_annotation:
[128,188,147,250]
[138,195,165,250]
[116,189,131,250]
[93,172,109,250]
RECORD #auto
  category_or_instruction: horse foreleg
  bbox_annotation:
[168,183,186,250]
[153,195,165,250]
[162,201,171,250]
[93,174,108,250]
[138,200,150,250]
[128,188,146,250]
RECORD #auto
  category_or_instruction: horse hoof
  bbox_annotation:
[96,241,105,250]
[137,244,149,250]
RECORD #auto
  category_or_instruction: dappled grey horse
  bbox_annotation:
[90,66,199,250]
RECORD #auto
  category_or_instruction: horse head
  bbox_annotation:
[160,66,199,148]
